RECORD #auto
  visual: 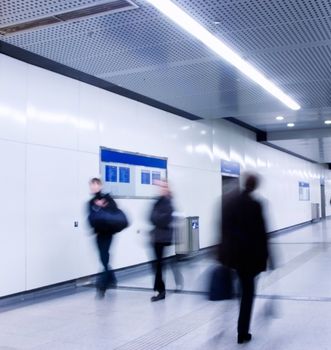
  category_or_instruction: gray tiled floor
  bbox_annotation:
[1,219,331,349]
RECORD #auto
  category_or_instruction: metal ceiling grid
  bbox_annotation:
[2,1,160,47]
[218,16,331,55]
[24,35,210,74]
[1,0,101,26]
[67,40,213,76]
[252,46,331,86]
[175,0,331,33]
[172,0,331,110]
[286,80,331,108]
[105,60,282,118]
[102,59,249,96]
[24,16,188,57]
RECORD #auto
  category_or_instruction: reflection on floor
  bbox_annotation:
[1,219,331,349]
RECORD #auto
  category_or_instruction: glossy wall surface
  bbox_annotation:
[0,53,330,297]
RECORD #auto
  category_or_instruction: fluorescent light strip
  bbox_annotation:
[146,0,301,111]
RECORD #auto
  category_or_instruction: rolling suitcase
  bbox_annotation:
[208,264,234,301]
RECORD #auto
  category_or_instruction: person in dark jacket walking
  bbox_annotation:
[219,173,268,344]
[150,180,174,302]
[88,178,118,298]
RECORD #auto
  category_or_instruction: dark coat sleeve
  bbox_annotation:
[150,197,173,229]
[150,196,174,244]
[103,194,118,212]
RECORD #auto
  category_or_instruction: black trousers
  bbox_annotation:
[237,272,256,335]
[96,233,116,290]
[152,243,166,293]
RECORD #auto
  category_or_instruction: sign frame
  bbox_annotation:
[100,147,168,199]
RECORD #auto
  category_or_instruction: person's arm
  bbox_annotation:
[104,193,118,211]
[151,198,173,228]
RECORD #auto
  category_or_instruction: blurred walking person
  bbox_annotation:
[88,178,124,298]
[150,180,175,302]
[219,173,268,344]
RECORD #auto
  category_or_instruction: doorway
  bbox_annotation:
[222,175,240,195]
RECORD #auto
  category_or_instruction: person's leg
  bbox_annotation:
[153,243,165,293]
[237,272,255,341]
[170,255,184,290]
[96,234,114,292]
[151,243,166,301]
[105,234,116,287]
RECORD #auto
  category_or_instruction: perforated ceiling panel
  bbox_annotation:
[1,0,103,26]
[1,0,331,162]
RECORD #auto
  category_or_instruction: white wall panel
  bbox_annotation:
[26,65,79,150]
[0,55,27,143]
[244,138,257,171]
[229,126,245,168]
[168,165,221,248]
[78,83,101,154]
[165,117,214,171]
[212,120,230,170]
[98,92,140,153]
[0,140,26,296]
[129,102,168,157]
[26,145,81,289]
[112,198,154,269]
[76,152,101,275]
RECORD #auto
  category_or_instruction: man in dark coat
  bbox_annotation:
[150,180,174,302]
[219,173,268,344]
[88,178,118,298]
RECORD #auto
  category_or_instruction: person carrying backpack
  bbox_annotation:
[88,178,128,298]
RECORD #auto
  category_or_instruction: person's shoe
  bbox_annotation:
[151,292,166,302]
[237,333,252,344]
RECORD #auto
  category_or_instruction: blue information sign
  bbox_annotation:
[152,171,161,183]
[141,171,151,185]
[119,167,130,183]
[299,181,310,201]
[221,160,240,176]
[105,165,117,183]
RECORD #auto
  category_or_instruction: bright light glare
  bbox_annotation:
[276,116,284,121]
[324,120,331,125]
[287,123,295,127]
[146,0,301,110]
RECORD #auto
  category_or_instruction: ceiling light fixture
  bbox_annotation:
[287,123,295,127]
[276,116,284,121]
[145,0,301,111]
[324,120,331,125]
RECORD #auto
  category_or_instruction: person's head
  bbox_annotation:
[243,172,260,193]
[89,177,103,194]
[155,179,171,197]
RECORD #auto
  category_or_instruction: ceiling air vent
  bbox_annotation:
[0,0,138,36]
